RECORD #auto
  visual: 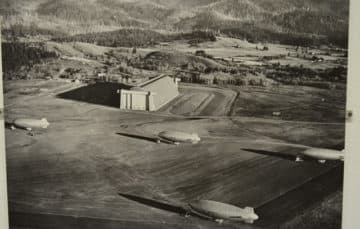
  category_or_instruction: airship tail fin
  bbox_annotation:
[244,207,254,214]
[340,150,345,161]
[244,219,254,224]
[40,118,50,128]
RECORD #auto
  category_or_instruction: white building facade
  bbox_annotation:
[119,75,180,111]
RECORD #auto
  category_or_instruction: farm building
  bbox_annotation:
[119,74,180,111]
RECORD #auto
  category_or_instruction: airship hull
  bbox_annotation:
[13,118,50,130]
[302,148,344,161]
[188,200,258,223]
[158,131,200,144]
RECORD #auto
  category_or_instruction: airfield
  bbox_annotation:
[4,75,345,229]
[2,34,347,229]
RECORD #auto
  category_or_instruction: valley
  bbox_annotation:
[0,1,349,229]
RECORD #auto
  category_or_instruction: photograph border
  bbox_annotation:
[0,17,10,229]
[0,1,359,228]
[342,1,360,228]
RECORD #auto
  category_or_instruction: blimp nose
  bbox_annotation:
[252,213,259,221]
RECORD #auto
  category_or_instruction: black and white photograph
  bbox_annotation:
[0,0,351,228]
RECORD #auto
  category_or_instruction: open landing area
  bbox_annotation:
[4,80,344,229]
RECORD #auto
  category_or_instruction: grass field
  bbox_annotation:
[159,85,236,116]
[2,34,347,229]
[229,85,346,123]
[4,78,345,229]
[280,192,342,229]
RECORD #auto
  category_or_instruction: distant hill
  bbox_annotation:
[0,0,349,47]
[36,0,150,27]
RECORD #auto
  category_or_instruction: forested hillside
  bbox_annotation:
[0,0,349,47]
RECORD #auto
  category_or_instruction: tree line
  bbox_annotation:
[52,29,216,47]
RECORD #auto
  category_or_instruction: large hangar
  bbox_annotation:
[119,74,180,111]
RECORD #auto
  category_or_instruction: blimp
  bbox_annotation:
[242,145,344,164]
[296,148,345,163]
[187,200,259,224]
[12,118,50,132]
[158,131,201,144]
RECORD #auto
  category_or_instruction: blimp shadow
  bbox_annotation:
[241,148,297,162]
[5,121,14,129]
[116,132,177,145]
[116,132,159,143]
[118,193,186,215]
[57,82,132,108]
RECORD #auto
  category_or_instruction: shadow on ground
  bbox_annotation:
[241,149,297,162]
[57,82,132,108]
[118,193,186,215]
[116,132,159,143]
[5,121,13,129]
